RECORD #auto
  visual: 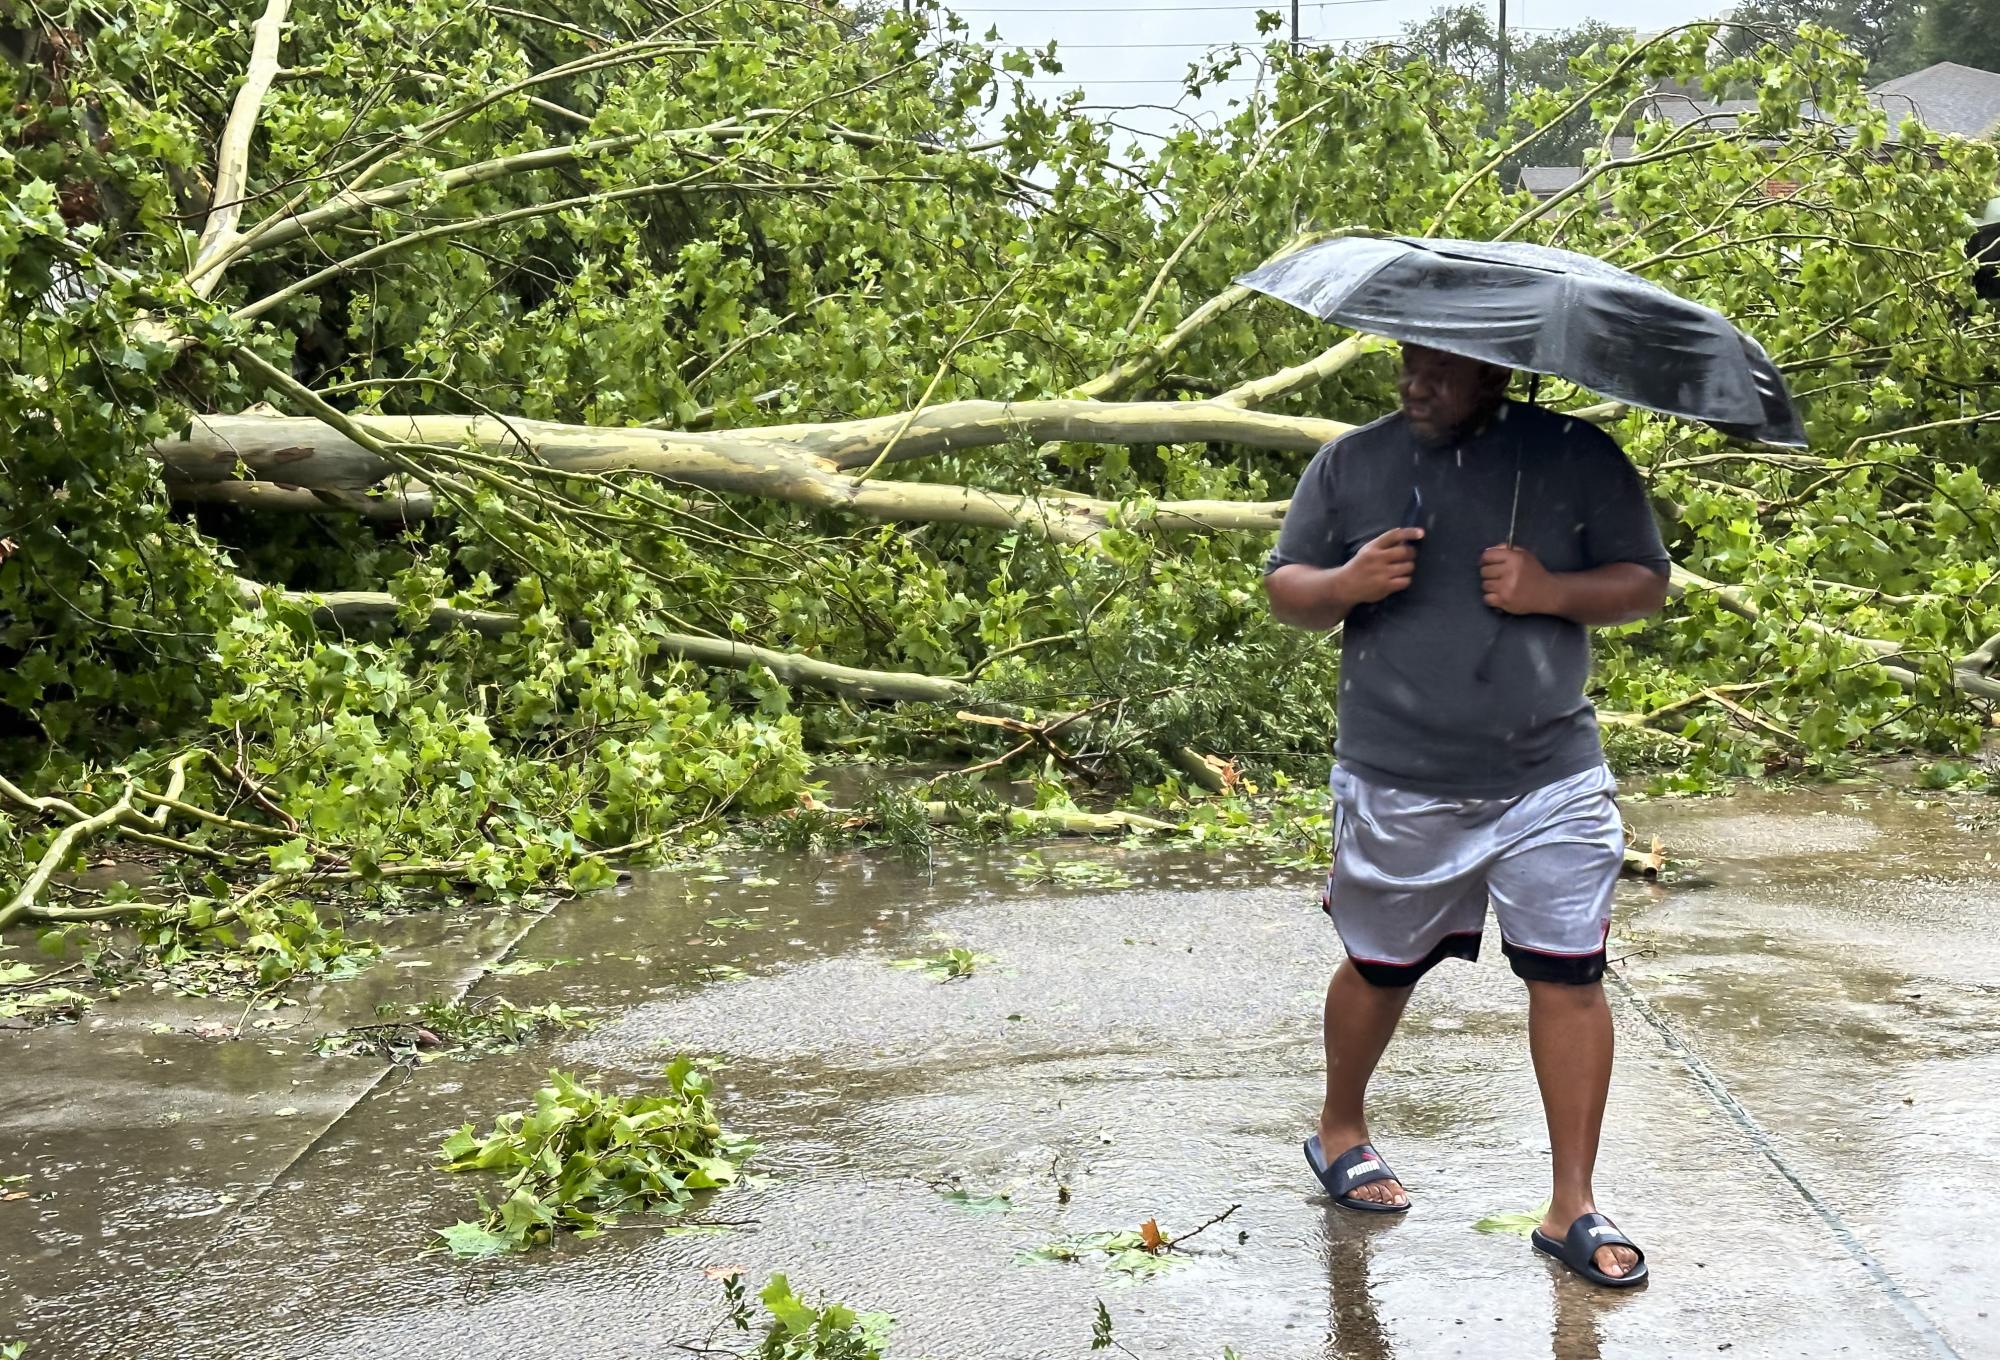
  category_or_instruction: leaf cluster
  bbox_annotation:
[436,1059,750,1255]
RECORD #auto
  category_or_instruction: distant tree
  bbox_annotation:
[1719,0,1924,77]
[1913,0,2000,77]
[1400,7,1635,163]
[1402,3,1501,91]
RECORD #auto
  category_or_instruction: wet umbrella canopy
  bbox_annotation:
[1238,235,1808,447]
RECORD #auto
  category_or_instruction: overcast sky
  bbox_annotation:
[949,0,1733,144]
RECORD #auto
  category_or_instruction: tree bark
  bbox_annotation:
[158,405,1326,542]
[186,0,292,299]
[239,580,972,705]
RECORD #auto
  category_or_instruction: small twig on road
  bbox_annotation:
[1167,1202,1241,1252]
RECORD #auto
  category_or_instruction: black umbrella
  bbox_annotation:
[1237,235,1807,447]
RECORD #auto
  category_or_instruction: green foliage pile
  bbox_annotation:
[436,1060,750,1255]
[721,1274,893,1360]
[1019,1228,1181,1279]
[1,0,1997,962]
[315,994,592,1062]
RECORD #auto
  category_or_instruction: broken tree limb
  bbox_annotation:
[236,580,970,705]
[186,0,292,300]
[1622,845,1662,879]
[172,481,437,520]
[1071,228,1335,402]
[1668,565,2000,701]
[923,802,1178,835]
[1166,745,1232,793]
[160,405,1343,483]
[1217,334,1383,409]
[0,754,202,931]
[157,404,1323,543]
[0,782,138,932]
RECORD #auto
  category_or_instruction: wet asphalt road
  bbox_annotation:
[2,783,1996,1359]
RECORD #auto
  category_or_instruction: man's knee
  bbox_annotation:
[1523,975,1608,1008]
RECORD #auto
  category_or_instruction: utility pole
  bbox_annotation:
[1495,0,1509,111]
[1290,0,1300,58]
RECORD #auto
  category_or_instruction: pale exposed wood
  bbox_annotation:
[187,0,293,299]
[172,480,436,520]
[1218,334,1383,409]
[236,580,971,705]
[922,802,1178,835]
[158,403,1326,543]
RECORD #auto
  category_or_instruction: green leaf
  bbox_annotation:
[436,1221,514,1257]
[1471,1200,1550,1238]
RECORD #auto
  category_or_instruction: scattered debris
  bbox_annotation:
[435,1061,751,1256]
[317,996,593,1064]
[892,947,992,982]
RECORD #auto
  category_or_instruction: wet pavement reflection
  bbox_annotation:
[1,784,1996,1357]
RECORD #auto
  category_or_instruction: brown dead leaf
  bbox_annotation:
[702,1263,746,1281]
[1138,1218,1165,1252]
[2,1191,29,1201]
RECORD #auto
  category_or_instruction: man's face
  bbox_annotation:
[1398,344,1508,443]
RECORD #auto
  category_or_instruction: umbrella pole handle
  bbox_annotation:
[1482,457,1526,680]
[1504,453,1522,549]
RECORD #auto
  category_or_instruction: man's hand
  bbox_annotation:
[1480,548,1671,624]
[1341,527,1424,604]
[1264,528,1422,630]
[1479,544,1559,616]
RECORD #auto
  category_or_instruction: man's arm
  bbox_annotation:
[1268,528,1424,630]
[1478,547,1668,625]
[1265,564,1361,631]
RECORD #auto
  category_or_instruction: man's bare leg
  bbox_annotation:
[1318,959,1415,1208]
[1525,979,1639,1276]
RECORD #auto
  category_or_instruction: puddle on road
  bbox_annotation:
[3,795,1999,1358]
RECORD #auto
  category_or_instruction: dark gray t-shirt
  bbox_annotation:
[1266,402,1668,799]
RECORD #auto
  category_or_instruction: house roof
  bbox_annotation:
[1517,63,2000,200]
[1519,138,1638,198]
[1519,165,1584,197]
[1869,61,2000,139]
[1644,93,1759,130]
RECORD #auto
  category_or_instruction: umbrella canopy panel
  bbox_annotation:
[1240,236,1807,446]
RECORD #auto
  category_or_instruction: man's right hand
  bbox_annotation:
[1264,527,1422,631]
[1337,527,1423,604]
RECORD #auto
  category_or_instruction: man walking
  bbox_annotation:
[1264,344,1670,1288]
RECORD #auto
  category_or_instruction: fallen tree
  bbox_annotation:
[2,2,1997,953]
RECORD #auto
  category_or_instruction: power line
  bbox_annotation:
[957,0,1390,10]
[996,38,1338,48]
[980,28,1563,46]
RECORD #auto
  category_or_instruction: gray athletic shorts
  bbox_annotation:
[1320,762,1623,987]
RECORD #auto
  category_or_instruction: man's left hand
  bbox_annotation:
[1479,545,1560,616]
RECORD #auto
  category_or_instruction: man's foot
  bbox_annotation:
[1317,1122,1408,1208]
[1537,1205,1640,1279]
